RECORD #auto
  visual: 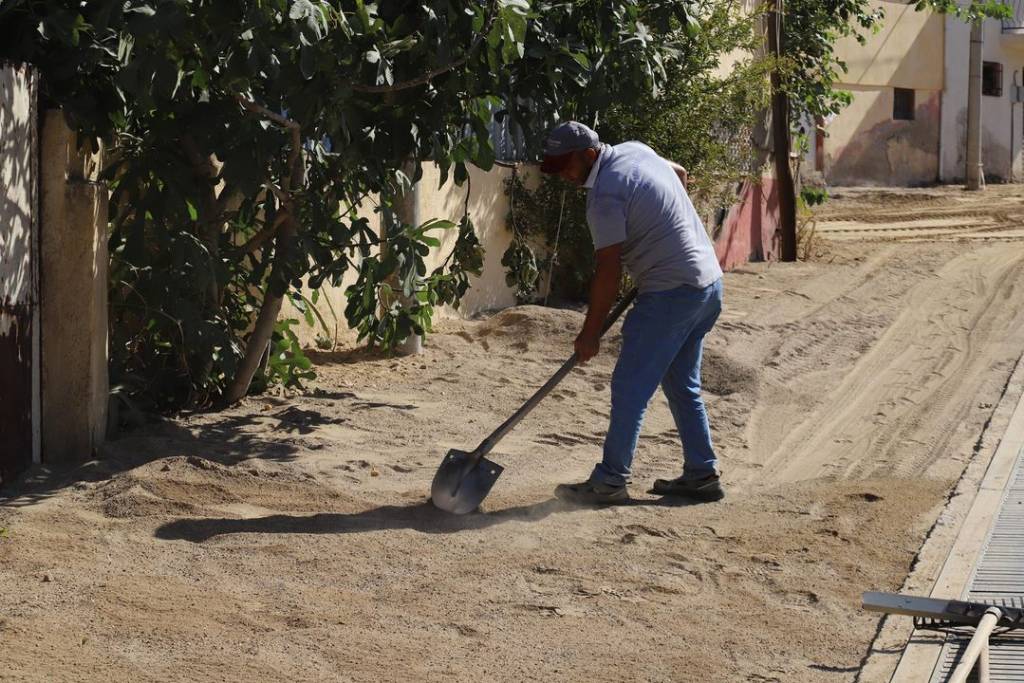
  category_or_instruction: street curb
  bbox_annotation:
[887,353,1024,681]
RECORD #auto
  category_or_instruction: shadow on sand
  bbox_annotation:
[1,397,378,508]
[154,495,708,542]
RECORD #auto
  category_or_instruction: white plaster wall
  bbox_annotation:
[823,0,945,185]
[824,84,942,185]
[0,64,41,469]
[40,111,109,464]
[833,0,945,90]
[941,14,1024,182]
[288,162,524,348]
[0,67,36,317]
[417,162,522,316]
[711,0,762,80]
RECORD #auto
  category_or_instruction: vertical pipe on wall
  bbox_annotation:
[29,67,41,465]
[1013,70,1021,182]
[965,20,984,190]
[937,89,944,182]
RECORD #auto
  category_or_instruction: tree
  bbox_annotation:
[765,0,881,260]
[1,0,696,408]
[504,0,770,300]
[777,0,883,130]
[916,1,1012,24]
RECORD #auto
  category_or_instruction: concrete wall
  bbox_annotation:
[834,1,944,91]
[40,111,108,464]
[826,85,942,185]
[941,15,1024,182]
[418,163,522,314]
[823,0,945,185]
[714,179,781,269]
[711,0,762,80]
[0,63,41,483]
[288,162,522,348]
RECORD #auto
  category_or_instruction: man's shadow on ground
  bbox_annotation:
[154,496,707,543]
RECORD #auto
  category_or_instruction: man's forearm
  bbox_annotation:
[583,259,622,337]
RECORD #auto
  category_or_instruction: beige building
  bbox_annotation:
[941,2,1024,182]
[816,0,1024,186]
[815,0,946,186]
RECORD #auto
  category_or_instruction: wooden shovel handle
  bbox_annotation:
[472,288,638,461]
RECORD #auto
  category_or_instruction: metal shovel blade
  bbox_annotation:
[430,449,504,515]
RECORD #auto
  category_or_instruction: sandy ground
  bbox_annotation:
[3,185,1024,682]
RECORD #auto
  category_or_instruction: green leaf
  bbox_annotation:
[300,43,317,79]
[418,218,456,232]
[501,0,531,14]
[190,67,208,90]
[289,0,315,20]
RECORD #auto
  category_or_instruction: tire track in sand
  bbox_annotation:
[751,243,1024,485]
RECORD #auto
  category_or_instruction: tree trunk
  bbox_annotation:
[382,158,423,355]
[221,211,297,404]
[222,98,303,404]
[181,137,247,403]
[767,0,798,262]
[180,136,224,310]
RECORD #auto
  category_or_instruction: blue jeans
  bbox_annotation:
[590,279,723,487]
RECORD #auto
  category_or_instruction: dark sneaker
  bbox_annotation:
[554,480,629,506]
[649,472,724,501]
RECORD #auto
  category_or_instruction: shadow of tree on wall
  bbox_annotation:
[0,64,39,488]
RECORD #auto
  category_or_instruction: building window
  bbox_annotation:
[983,61,1003,97]
[893,88,915,120]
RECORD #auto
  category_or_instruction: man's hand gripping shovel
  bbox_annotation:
[430,289,637,514]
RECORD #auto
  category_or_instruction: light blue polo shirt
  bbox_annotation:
[586,142,722,292]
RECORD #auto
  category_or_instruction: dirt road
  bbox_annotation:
[3,186,1024,682]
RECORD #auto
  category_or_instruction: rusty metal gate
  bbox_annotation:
[0,63,41,486]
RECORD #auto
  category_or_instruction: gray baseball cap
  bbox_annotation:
[541,121,600,173]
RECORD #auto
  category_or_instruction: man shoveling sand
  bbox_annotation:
[540,121,725,506]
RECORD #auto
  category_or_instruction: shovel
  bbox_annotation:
[430,289,638,514]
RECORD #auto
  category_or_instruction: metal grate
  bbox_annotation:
[932,453,1024,681]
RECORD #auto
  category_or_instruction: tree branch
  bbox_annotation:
[214,180,242,217]
[286,123,302,194]
[238,212,289,255]
[264,182,290,205]
[180,134,209,170]
[233,95,304,196]
[180,134,220,209]
[349,57,473,94]
[234,94,301,130]
[348,0,501,93]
